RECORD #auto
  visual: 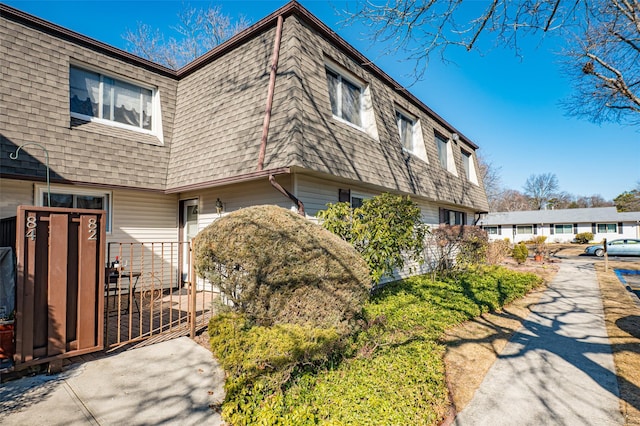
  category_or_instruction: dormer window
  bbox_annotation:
[435,132,458,175]
[326,67,362,127]
[396,109,428,162]
[397,111,414,151]
[461,149,479,185]
[70,65,161,139]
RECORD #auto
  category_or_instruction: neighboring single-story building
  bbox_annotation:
[480,207,640,243]
[0,1,488,281]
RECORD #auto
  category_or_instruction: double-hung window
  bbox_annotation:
[70,65,154,132]
[516,225,533,235]
[397,111,414,152]
[554,224,573,234]
[485,226,498,235]
[597,223,617,233]
[326,67,362,127]
[436,133,448,169]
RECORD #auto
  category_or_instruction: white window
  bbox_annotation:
[37,185,112,232]
[516,225,533,235]
[461,150,479,184]
[397,111,414,152]
[435,132,458,175]
[70,65,161,138]
[436,133,448,169]
[326,67,362,127]
[324,63,379,139]
[396,109,428,162]
[555,224,573,234]
[485,226,498,235]
[597,223,617,233]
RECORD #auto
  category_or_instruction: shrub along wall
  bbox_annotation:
[208,265,542,425]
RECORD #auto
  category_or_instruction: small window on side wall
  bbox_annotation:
[439,208,466,225]
[38,186,112,232]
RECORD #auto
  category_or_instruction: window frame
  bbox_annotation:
[396,110,415,152]
[325,65,363,128]
[461,149,479,185]
[435,132,458,175]
[69,64,162,141]
[554,224,574,234]
[436,132,448,169]
[485,226,498,235]
[516,225,534,235]
[36,185,113,233]
[597,223,617,233]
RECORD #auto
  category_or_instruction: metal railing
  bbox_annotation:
[105,242,218,349]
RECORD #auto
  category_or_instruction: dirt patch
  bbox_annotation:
[595,261,640,425]
[442,259,559,413]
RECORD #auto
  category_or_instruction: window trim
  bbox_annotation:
[324,59,379,140]
[597,223,617,234]
[554,224,573,234]
[325,65,363,128]
[516,225,534,235]
[69,64,163,142]
[36,185,113,233]
[435,132,458,175]
[396,107,428,163]
[461,149,479,185]
[484,226,499,235]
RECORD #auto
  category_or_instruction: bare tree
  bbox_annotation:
[492,189,532,212]
[477,154,503,211]
[346,0,640,125]
[523,172,560,209]
[123,4,250,70]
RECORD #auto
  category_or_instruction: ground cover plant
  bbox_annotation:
[208,266,542,425]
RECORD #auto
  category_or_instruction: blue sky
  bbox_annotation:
[5,0,639,200]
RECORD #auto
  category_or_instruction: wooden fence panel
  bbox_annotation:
[14,206,105,369]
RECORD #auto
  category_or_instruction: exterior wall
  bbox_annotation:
[486,222,640,243]
[277,15,489,212]
[0,14,177,190]
[180,177,295,232]
[0,178,33,218]
[167,28,277,189]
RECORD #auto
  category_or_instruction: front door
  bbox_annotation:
[181,199,199,283]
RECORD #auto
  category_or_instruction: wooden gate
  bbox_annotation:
[14,206,106,370]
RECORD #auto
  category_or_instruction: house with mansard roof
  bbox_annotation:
[480,207,640,243]
[0,1,489,279]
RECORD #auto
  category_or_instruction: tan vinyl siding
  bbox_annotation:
[0,178,33,218]
[180,177,296,232]
[109,189,178,243]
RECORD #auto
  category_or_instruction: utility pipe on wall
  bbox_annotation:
[256,14,305,216]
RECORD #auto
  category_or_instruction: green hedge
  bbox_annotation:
[209,266,542,425]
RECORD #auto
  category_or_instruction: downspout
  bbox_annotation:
[257,14,305,216]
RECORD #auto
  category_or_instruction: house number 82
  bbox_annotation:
[88,218,98,240]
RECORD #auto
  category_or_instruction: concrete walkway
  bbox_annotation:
[454,260,624,426]
[0,337,225,425]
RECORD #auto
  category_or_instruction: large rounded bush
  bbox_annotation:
[193,205,371,333]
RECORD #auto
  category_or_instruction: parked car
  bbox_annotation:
[584,239,640,257]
